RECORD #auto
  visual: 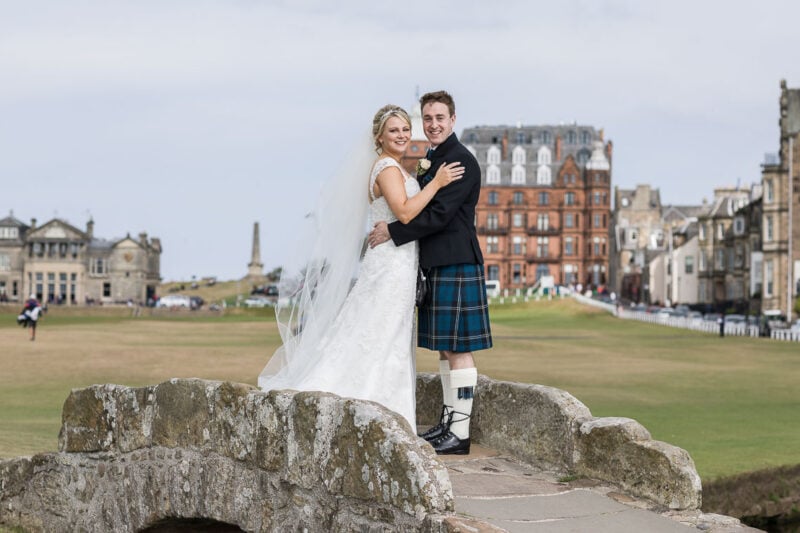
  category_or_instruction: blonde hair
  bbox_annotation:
[372,105,411,152]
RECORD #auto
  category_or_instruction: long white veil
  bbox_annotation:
[258,130,376,390]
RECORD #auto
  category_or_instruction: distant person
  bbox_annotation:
[17,294,43,341]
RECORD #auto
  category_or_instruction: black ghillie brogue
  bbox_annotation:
[417,405,451,442]
[431,431,470,455]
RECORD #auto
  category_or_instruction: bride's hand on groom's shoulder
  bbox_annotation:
[368,222,390,248]
[432,161,464,190]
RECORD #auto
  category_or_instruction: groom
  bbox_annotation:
[367,90,492,455]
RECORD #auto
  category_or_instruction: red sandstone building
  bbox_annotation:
[399,105,613,293]
[462,125,612,292]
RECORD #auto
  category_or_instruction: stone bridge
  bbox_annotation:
[0,375,702,532]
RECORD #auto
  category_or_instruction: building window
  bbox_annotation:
[537,146,551,165]
[699,223,706,241]
[487,164,500,184]
[537,213,549,230]
[593,192,601,206]
[0,253,9,271]
[766,216,774,242]
[685,256,694,274]
[734,216,745,235]
[716,222,724,240]
[564,213,574,228]
[565,130,577,144]
[488,191,499,205]
[699,251,707,271]
[487,265,499,281]
[512,264,522,284]
[538,192,549,205]
[516,132,526,145]
[486,236,499,253]
[536,165,552,185]
[765,260,774,297]
[580,131,591,144]
[487,213,499,230]
[513,213,525,227]
[511,164,526,184]
[512,236,524,255]
[565,237,574,256]
[734,244,744,267]
[103,282,111,298]
[765,179,774,203]
[537,237,549,258]
[487,145,501,165]
[512,145,526,164]
[576,149,590,165]
[540,130,551,144]
[593,237,601,256]
[535,264,550,281]
[715,249,725,270]
[593,214,601,228]
[513,191,524,205]
[91,258,106,275]
[565,192,576,206]
[0,227,18,239]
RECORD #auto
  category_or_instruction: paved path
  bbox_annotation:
[436,444,762,533]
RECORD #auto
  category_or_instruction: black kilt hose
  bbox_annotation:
[418,264,492,352]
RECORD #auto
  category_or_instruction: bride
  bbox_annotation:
[258,104,463,429]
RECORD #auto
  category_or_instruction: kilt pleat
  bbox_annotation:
[418,263,493,352]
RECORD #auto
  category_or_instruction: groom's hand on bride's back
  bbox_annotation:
[368,222,391,248]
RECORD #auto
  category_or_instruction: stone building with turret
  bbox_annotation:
[0,213,161,305]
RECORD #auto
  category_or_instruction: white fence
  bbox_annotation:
[571,293,799,342]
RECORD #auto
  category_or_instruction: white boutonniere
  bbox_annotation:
[416,158,431,176]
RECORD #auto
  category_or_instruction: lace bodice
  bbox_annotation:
[369,157,421,224]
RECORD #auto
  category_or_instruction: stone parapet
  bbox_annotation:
[1,379,452,532]
[417,373,702,510]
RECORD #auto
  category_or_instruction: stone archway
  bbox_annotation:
[140,518,245,532]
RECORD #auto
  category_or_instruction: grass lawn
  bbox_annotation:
[1,298,797,481]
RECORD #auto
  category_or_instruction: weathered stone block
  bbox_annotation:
[575,417,702,510]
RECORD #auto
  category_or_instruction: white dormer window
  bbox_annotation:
[511,164,526,184]
[537,145,551,165]
[487,164,501,184]
[487,145,501,165]
[0,227,19,239]
[536,165,551,185]
[512,146,526,165]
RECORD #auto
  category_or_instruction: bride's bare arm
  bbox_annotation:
[375,162,464,224]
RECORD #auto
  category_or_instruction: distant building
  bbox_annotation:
[463,124,612,291]
[0,214,161,305]
[760,80,800,319]
[610,185,664,303]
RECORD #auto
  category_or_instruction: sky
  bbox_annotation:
[3,0,800,281]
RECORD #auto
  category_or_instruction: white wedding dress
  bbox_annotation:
[258,157,420,429]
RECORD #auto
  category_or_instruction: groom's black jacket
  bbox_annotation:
[388,133,484,269]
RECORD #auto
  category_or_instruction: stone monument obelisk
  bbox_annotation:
[246,222,264,282]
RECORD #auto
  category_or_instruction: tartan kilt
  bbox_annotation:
[418,263,493,352]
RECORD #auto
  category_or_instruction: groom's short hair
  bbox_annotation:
[420,90,455,117]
